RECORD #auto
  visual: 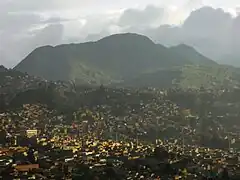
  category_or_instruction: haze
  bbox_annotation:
[0,0,239,67]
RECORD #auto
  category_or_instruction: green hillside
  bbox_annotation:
[14,33,189,82]
[14,33,238,88]
[169,44,217,66]
[121,65,240,89]
[179,65,236,89]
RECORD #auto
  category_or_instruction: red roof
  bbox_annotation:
[15,164,39,172]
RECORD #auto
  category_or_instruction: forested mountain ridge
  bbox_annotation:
[14,33,240,88]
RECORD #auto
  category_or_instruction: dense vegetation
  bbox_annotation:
[14,33,240,89]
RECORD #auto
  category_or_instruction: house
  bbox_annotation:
[15,164,39,172]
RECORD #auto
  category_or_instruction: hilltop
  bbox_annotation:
[0,65,8,72]
[14,33,238,89]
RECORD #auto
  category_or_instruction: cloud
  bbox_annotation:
[85,31,111,42]
[0,2,239,68]
[67,5,166,42]
[1,1,195,67]
[183,0,203,10]
[0,12,43,34]
[27,24,64,48]
[182,6,233,38]
[118,5,165,28]
[0,0,71,68]
[0,20,64,68]
[231,15,240,53]
[0,0,90,12]
[148,6,240,63]
[183,7,234,59]
[146,25,182,46]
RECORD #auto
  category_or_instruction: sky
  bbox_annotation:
[0,0,239,67]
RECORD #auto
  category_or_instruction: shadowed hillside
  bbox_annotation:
[14,33,240,88]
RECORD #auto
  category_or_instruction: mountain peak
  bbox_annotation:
[170,44,217,66]
[0,65,8,72]
[98,33,154,45]
[172,44,194,49]
[14,33,217,85]
[171,44,199,53]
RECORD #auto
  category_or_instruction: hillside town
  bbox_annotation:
[2,0,240,179]
[0,69,240,179]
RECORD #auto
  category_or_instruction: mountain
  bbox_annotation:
[122,68,181,88]
[0,65,8,72]
[14,33,231,88]
[144,6,239,67]
[218,54,240,67]
[15,33,192,82]
[169,44,217,66]
[121,64,240,89]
